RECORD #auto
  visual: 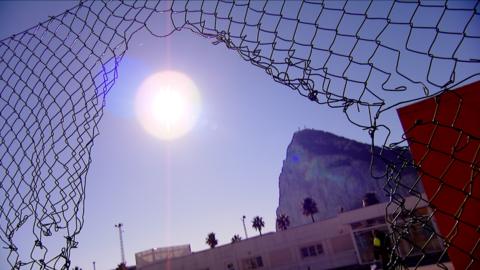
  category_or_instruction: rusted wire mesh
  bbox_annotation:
[0,1,478,269]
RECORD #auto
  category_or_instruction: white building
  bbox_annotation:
[135,195,444,270]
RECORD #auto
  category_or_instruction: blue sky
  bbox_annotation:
[0,2,370,269]
[1,1,478,270]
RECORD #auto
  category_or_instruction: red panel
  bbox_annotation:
[397,81,480,269]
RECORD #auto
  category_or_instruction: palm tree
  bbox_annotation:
[252,216,265,236]
[362,192,380,207]
[205,232,218,248]
[276,214,290,231]
[115,264,126,270]
[231,234,242,243]
[302,197,318,223]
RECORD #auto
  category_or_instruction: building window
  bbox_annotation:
[398,220,443,256]
[316,244,324,254]
[353,227,390,264]
[300,247,309,258]
[354,229,376,263]
[241,256,263,269]
[300,243,324,259]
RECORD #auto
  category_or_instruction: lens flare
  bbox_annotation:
[135,71,201,140]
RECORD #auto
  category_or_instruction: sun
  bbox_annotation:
[135,71,201,140]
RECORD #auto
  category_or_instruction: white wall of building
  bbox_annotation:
[138,213,357,270]
[136,195,438,270]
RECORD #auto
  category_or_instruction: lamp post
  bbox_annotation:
[115,223,126,265]
[242,215,248,239]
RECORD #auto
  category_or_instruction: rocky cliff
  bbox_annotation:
[276,129,422,228]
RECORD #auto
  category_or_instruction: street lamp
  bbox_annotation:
[242,215,248,239]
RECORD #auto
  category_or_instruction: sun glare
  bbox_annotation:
[135,71,201,140]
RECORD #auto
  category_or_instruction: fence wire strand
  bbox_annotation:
[0,0,479,269]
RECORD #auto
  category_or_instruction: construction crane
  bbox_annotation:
[114,223,126,265]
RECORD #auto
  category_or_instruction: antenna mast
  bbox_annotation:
[114,223,126,265]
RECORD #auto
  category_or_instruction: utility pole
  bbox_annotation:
[242,215,248,239]
[115,223,126,265]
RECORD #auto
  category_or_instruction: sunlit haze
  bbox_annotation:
[135,71,201,140]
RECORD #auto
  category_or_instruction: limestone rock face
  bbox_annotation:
[276,129,421,228]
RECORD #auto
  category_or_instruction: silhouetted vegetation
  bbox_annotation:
[252,216,265,236]
[205,232,218,248]
[362,192,380,207]
[231,234,242,243]
[115,263,127,270]
[276,214,290,231]
[302,197,318,223]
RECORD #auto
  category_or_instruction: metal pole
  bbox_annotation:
[92,261,96,270]
[242,215,248,239]
[115,223,126,265]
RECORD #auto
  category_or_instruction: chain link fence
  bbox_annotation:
[0,1,478,269]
